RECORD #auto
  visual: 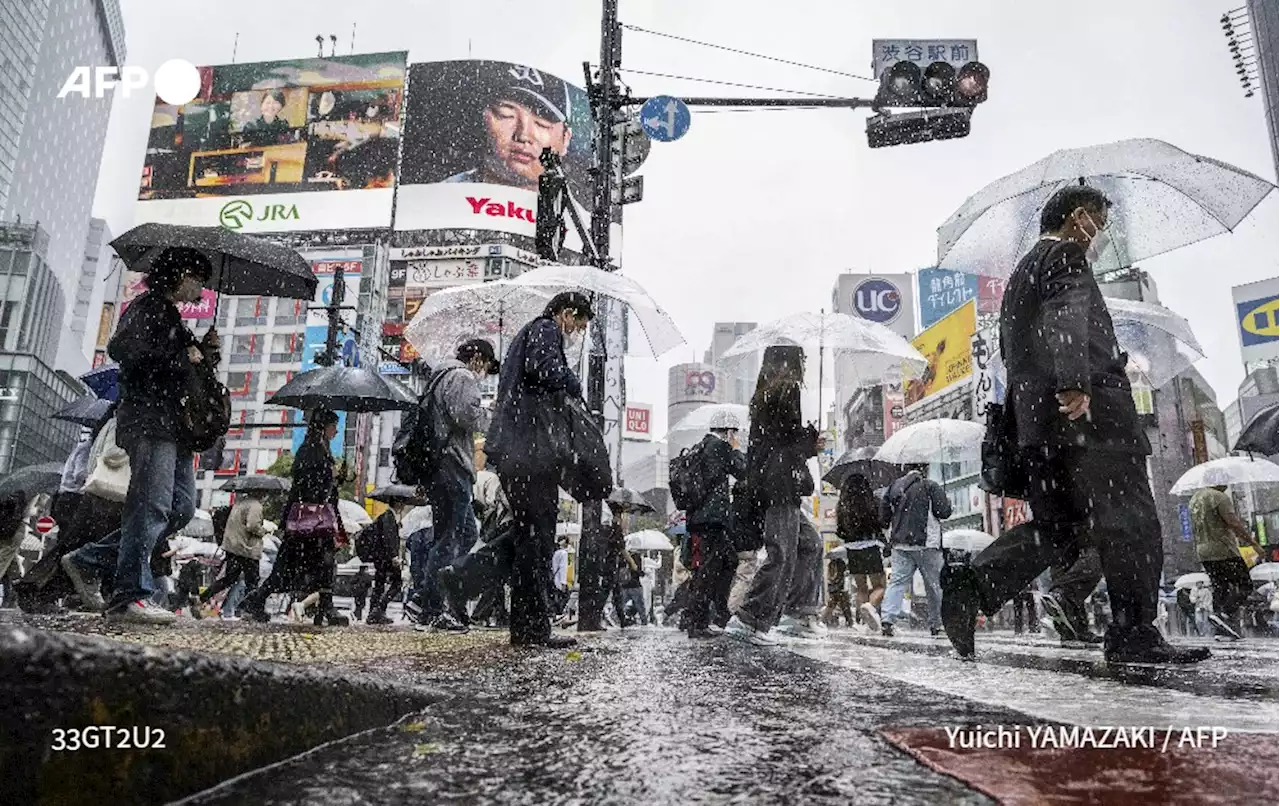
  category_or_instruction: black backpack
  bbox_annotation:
[391,367,457,487]
[177,360,231,453]
[668,442,711,512]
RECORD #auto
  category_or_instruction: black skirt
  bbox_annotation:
[846,545,885,576]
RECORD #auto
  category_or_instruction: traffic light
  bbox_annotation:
[866,108,972,148]
[535,148,568,262]
[875,59,990,108]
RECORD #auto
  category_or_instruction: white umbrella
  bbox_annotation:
[262,520,278,534]
[937,138,1276,278]
[625,530,673,552]
[665,404,750,438]
[506,264,685,358]
[338,499,373,534]
[1105,298,1205,389]
[1249,562,1279,583]
[826,545,848,561]
[1174,572,1211,590]
[1169,456,1280,495]
[403,281,553,364]
[875,419,985,465]
[181,509,214,538]
[943,529,996,554]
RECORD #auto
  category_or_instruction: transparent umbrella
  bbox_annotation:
[1250,563,1279,583]
[625,530,674,552]
[506,264,685,358]
[1105,297,1205,388]
[875,419,985,465]
[338,499,373,534]
[943,529,996,554]
[403,281,554,365]
[937,138,1276,278]
[1174,572,1211,590]
[1169,456,1280,494]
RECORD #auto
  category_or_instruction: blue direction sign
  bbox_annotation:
[639,95,691,142]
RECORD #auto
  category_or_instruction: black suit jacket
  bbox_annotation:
[999,238,1150,455]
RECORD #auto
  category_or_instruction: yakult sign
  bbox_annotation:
[833,273,916,341]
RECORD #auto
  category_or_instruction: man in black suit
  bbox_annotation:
[942,185,1209,665]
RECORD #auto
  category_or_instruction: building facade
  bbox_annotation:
[63,216,110,371]
[667,362,723,461]
[0,351,84,474]
[0,220,64,364]
[704,322,757,406]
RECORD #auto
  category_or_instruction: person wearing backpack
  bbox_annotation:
[361,503,405,625]
[405,339,498,633]
[879,464,951,638]
[685,413,747,639]
[63,247,217,625]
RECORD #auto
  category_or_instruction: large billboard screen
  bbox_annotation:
[905,299,977,406]
[395,60,595,236]
[136,52,407,232]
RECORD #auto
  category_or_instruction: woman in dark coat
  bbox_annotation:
[240,409,349,626]
[726,345,823,645]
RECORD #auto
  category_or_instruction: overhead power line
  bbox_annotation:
[619,23,877,83]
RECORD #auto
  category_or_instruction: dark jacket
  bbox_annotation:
[881,471,951,548]
[486,316,582,477]
[107,290,196,449]
[291,435,337,506]
[746,383,817,507]
[688,433,747,531]
[360,510,400,564]
[999,239,1150,455]
[837,487,888,543]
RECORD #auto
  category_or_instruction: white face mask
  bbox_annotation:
[1081,212,1111,264]
[564,329,584,352]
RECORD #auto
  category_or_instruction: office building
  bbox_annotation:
[704,322,757,406]
[61,217,111,372]
[0,352,85,474]
[0,220,64,364]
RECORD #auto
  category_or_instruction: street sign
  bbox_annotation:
[871,40,979,81]
[36,516,55,535]
[611,175,644,205]
[611,119,651,178]
[639,95,690,142]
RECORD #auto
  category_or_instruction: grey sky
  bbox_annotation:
[92,0,1278,434]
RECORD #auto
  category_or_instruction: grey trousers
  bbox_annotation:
[736,505,822,632]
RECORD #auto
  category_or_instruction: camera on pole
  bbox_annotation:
[535,147,568,262]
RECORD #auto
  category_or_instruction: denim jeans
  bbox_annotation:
[405,527,433,604]
[72,437,196,612]
[419,470,477,621]
[882,547,944,630]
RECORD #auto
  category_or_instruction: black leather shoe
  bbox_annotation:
[512,634,578,649]
[941,566,980,658]
[688,628,719,639]
[1105,627,1210,664]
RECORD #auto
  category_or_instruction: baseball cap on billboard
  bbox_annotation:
[481,62,571,124]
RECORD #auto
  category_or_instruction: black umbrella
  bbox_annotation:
[369,484,428,506]
[110,224,316,301]
[1234,403,1279,456]
[607,487,656,515]
[53,396,113,428]
[0,462,65,500]
[219,475,291,493]
[266,366,417,413]
[823,447,900,489]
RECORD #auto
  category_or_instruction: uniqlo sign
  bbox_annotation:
[624,404,652,440]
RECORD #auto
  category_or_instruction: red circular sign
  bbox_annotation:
[36,516,55,534]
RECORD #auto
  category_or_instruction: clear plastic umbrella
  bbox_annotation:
[1249,563,1279,583]
[1169,456,1280,494]
[403,280,554,365]
[665,404,750,439]
[625,530,674,552]
[1105,298,1205,389]
[875,419,985,464]
[506,264,685,358]
[1174,572,1211,590]
[937,138,1276,278]
[943,529,996,554]
[338,499,373,534]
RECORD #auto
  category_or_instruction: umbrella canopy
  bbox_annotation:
[219,475,290,493]
[1174,572,1211,590]
[937,138,1276,279]
[875,419,985,465]
[607,487,656,515]
[267,366,417,413]
[111,224,317,300]
[80,364,118,401]
[720,311,926,388]
[823,447,900,489]
[369,484,429,506]
[53,396,112,428]
[339,499,373,534]
[665,404,750,439]
[1249,562,1279,583]
[1169,456,1280,495]
[181,509,215,538]
[1234,403,1279,456]
[403,281,555,365]
[826,545,848,561]
[625,529,673,552]
[0,462,64,500]
[943,529,996,554]
[506,264,685,358]
[1105,298,1205,389]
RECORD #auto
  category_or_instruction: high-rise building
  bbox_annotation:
[62,217,110,371]
[704,322,757,406]
[0,0,125,340]
[0,221,65,364]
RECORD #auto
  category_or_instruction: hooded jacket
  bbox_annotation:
[428,358,491,482]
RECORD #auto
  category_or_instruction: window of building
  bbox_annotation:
[265,370,291,396]
[269,332,300,363]
[218,298,235,327]
[229,334,256,365]
[274,299,305,326]
[0,301,18,348]
[225,371,254,397]
[235,297,267,327]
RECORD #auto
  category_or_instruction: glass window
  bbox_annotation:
[218,298,235,327]
[229,334,256,365]
[269,333,300,362]
[265,371,290,395]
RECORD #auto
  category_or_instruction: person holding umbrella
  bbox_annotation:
[63,247,216,624]
[362,486,420,625]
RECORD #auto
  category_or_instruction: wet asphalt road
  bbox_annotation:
[180,630,1028,806]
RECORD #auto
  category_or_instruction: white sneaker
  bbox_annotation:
[106,600,176,625]
[290,603,307,622]
[706,623,725,635]
[60,554,105,611]
[859,603,882,633]
[724,615,755,643]
[752,628,781,646]
[776,614,826,640]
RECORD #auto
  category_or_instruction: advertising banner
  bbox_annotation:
[119,271,217,320]
[1232,278,1279,365]
[136,52,407,232]
[395,60,596,236]
[882,376,906,440]
[624,403,652,440]
[905,299,977,406]
[307,259,362,327]
[831,273,915,341]
[919,268,1008,329]
[970,325,1000,425]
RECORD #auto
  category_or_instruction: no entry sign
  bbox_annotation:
[36,516,55,534]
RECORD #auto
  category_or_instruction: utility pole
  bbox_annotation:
[319,263,344,367]
[576,0,623,633]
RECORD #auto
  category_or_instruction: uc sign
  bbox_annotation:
[853,278,902,324]
[1238,296,1279,345]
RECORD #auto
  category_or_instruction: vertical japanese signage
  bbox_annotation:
[882,377,906,440]
[970,325,1000,424]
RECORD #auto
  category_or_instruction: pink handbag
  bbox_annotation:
[285,502,337,540]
